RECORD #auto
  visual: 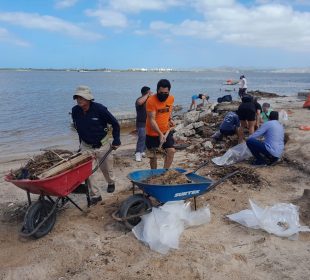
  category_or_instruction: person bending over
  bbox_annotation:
[189,93,209,111]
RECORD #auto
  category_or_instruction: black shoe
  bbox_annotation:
[107,184,115,193]
[89,195,102,206]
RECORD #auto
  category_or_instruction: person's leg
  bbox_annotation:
[247,120,256,135]
[136,127,146,153]
[145,135,159,169]
[164,148,175,168]
[246,138,271,164]
[79,142,101,197]
[97,142,115,192]
[163,132,175,169]
[236,127,244,143]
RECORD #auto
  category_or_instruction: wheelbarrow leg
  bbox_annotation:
[27,191,31,206]
[85,179,91,207]
[65,196,84,212]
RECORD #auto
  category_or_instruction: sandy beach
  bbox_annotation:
[0,95,309,280]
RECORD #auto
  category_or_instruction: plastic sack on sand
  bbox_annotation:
[212,143,252,166]
[132,201,211,254]
[279,110,289,126]
[227,199,310,239]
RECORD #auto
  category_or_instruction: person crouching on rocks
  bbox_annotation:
[212,111,243,143]
[72,85,121,205]
[189,93,209,111]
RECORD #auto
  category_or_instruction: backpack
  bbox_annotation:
[217,94,232,103]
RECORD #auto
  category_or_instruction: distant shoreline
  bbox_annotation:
[1,68,310,73]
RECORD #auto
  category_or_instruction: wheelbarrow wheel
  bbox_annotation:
[24,200,56,239]
[119,194,152,230]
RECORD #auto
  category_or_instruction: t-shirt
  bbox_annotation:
[261,109,272,123]
[220,112,240,132]
[135,97,147,127]
[249,120,284,158]
[145,95,174,136]
[192,94,200,100]
[240,78,247,89]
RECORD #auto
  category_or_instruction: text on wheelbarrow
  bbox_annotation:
[174,190,200,198]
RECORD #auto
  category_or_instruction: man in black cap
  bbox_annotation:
[72,85,121,205]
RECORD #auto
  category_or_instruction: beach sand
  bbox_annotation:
[0,96,309,280]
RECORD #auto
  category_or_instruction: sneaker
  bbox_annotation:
[251,160,267,167]
[135,152,142,162]
[141,152,146,158]
[89,195,102,206]
[107,183,115,193]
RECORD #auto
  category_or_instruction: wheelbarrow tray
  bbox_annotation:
[128,168,213,203]
[5,158,93,197]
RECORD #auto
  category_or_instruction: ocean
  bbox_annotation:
[0,70,309,160]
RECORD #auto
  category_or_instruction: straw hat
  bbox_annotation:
[73,85,94,101]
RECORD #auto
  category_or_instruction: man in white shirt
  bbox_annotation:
[238,75,247,99]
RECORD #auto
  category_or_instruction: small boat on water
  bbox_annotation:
[223,79,239,85]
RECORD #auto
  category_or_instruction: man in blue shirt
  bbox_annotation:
[72,86,121,205]
[246,111,284,166]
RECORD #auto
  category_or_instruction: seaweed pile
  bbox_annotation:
[10,150,73,180]
[143,170,189,185]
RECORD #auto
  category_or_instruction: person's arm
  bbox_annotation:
[136,92,151,106]
[147,111,165,143]
[249,122,268,139]
[103,108,121,148]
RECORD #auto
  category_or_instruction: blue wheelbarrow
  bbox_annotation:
[113,162,238,229]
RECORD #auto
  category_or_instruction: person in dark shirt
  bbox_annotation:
[212,111,243,143]
[253,97,262,129]
[237,94,256,137]
[72,85,121,205]
[135,86,152,162]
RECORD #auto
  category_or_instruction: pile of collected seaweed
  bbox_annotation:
[10,150,73,180]
[143,170,189,185]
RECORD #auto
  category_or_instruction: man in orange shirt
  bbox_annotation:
[145,79,175,169]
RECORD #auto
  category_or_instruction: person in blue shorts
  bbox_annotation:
[189,93,209,111]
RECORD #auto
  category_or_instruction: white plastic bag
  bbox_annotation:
[278,110,289,125]
[212,143,253,166]
[132,201,211,254]
[227,199,310,238]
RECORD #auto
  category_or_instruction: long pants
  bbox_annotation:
[135,126,146,153]
[80,140,114,197]
[246,138,277,164]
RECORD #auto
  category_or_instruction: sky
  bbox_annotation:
[0,0,310,69]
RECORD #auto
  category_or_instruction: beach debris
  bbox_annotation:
[143,170,189,185]
[10,149,74,180]
[227,199,310,239]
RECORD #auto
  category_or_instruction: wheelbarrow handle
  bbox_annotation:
[92,145,114,174]
[205,170,239,193]
[183,160,209,175]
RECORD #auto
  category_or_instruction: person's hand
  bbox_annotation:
[169,119,175,127]
[112,145,120,150]
[159,133,166,145]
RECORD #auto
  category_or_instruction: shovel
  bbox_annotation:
[181,160,209,176]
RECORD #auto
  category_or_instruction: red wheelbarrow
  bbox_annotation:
[4,147,113,239]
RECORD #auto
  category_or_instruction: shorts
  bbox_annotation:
[238,88,247,98]
[237,103,256,121]
[220,128,236,136]
[145,131,175,150]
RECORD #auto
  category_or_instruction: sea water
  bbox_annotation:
[0,70,309,160]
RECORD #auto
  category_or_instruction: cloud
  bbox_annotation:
[55,0,78,9]
[108,0,184,13]
[86,9,128,28]
[0,27,30,46]
[0,12,102,40]
[146,1,310,52]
